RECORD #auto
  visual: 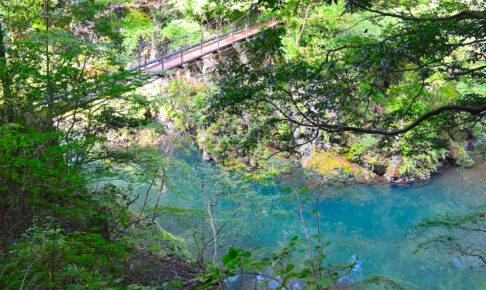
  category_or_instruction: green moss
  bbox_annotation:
[449,141,475,168]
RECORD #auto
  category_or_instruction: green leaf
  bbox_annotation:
[300,187,309,194]
[285,264,294,273]
[222,247,241,264]
[316,277,332,287]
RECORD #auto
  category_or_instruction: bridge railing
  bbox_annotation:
[35,10,274,107]
[128,9,273,72]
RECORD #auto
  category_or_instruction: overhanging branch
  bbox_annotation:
[349,0,486,22]
[320,103,486,135]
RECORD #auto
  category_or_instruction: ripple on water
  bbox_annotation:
[158,152,486,289]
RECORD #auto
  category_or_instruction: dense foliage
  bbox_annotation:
[212,0,484,140]
[0,0,197,288]
[1,0,486,288]
[175,0,482,186]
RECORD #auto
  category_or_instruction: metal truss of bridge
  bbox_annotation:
[128,14,282,74]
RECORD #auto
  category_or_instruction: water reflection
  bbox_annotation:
[148,152,486,289]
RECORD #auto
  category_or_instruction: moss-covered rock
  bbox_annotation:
[302,150,379,183]
[384,156,404,182]
[449,141,475,168]
[363,154,389,176]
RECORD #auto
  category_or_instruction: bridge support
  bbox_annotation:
[217,28,220,52]
[200,28,203,55]
[246,13,249,41]
[180,41,184,64]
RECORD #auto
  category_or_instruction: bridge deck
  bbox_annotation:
[144,19,282,72]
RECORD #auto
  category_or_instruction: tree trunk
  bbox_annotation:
[0,21,14,124]
[296,5,311,45]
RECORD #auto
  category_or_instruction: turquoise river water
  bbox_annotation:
[143,152,486,289]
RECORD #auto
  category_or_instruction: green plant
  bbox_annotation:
[349,135,377,163]
[197,235,355,290]
[0,227,125,289]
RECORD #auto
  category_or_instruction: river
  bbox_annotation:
[141,151,486,289]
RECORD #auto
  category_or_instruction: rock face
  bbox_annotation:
[382,155,435,184]
[449,141,475,168]
[137,60,479,186]
[299,141,315,158]
[302,150,379,183]
[355,168,379,183]
[372,163,388,176]
[384,156,404,183]
[363,155,389,176]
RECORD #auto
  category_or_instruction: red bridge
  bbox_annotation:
[35,12,281,107]
[130,15,283,73]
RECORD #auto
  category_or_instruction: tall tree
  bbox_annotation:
[209,0,486,156]
[0,0,148,248]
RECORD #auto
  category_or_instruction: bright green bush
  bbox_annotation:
[0,227,125,289]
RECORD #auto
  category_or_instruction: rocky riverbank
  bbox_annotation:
[126,72,485,186]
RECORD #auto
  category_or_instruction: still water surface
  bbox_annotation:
[151,153,486,289]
